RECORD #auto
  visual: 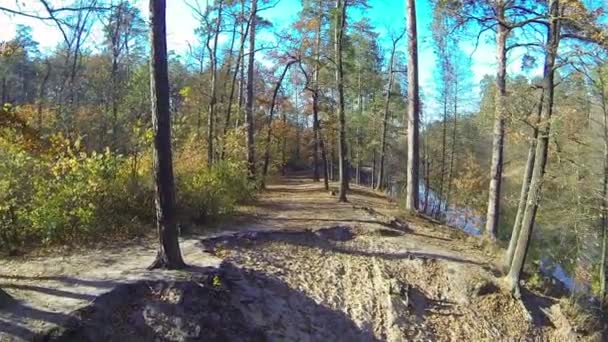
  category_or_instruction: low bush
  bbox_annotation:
[0,129,256,252]
[0,134,155,250]
[177,160,256,224]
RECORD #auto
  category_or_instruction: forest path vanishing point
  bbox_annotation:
[0,175,583,341]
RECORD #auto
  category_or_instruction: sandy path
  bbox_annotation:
[0,175,566,341]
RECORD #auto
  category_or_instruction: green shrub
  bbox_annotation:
[0,134,155,250]
[0,142,39,248]
[177,160,255,224]
[0,127,255,251]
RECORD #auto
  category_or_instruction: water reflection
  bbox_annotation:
[385,181,581,294]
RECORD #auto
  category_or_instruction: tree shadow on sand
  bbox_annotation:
[3,262,379,342]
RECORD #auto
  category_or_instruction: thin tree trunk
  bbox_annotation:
[377,34,401,190]
[221,14,238,106]
[312,2,322,182]
[437,90,448,215]
[221,3,250,159]
[148,0,185,270]
[281,109,287,175]
[335,0,348,202]
[505,92,542,270]
[356,127,361,185]
[485,2,509,241]
[506,0,560,295]
[207,0,223,168]
[262,61,295,188]
[371,149,376,188]
[109,4,124,149]
[445,77,458,213]
[424,159,430,213]
[599,73,608,304]
[245,0,257,178]
[294,76,301,161]
[405,0,420,211]
[235,0,246,129]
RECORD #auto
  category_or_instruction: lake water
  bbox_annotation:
[385,181,580,293]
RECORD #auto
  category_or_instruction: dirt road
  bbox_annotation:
[0,176,583,341]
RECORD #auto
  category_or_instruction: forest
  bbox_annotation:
[1,0,608,340]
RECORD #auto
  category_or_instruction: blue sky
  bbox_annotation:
[0,0,512,114]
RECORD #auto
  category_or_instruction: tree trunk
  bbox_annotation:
[505,91,542,270]
[335,0,348,202]
[437,89,448,215]
[371,149,376,188]
[485,2,509,241]
[377,36,400,190]
[445,76,458,213]
[506,0,560,295]
[319,131,330,190]
[281,109,287,175]
[111,38,121,149]
[312,3,322,182]
[222,2,250,160]
[405,0,420,211]
[245,0,257,178]
[148,0,185,270]
[599,71,608,305]
[294,77,301,161]
[424,158,430,213]
[356,127,361,185]
[262,61,295,188]
[207,0,224,168]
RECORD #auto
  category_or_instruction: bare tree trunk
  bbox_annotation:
[319,133,330,190]
[485,2,509,241]
[405,0,420,211]
[245,0,257,178]
[506,0,560,295]
[377,33,402,190]
[148,0,185,270]
[505,91,542,270]
[599,73,608,305]
[235,0,246,129]
[262,61,295,188]
[207,0,224,168]
[108,3,125,150]
[312,5,322,182]
[371,149,376,188]
[294,77,301,161]
[445,77,458,213]
[221,13,238,107]
[437,92,448,215]
[221,1,250,160]
[423,158,430,213]
[335,0,348,202]
[356,127,361,185]
[281,109,287,175]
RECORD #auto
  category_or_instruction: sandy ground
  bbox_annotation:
[0,175,590,341]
